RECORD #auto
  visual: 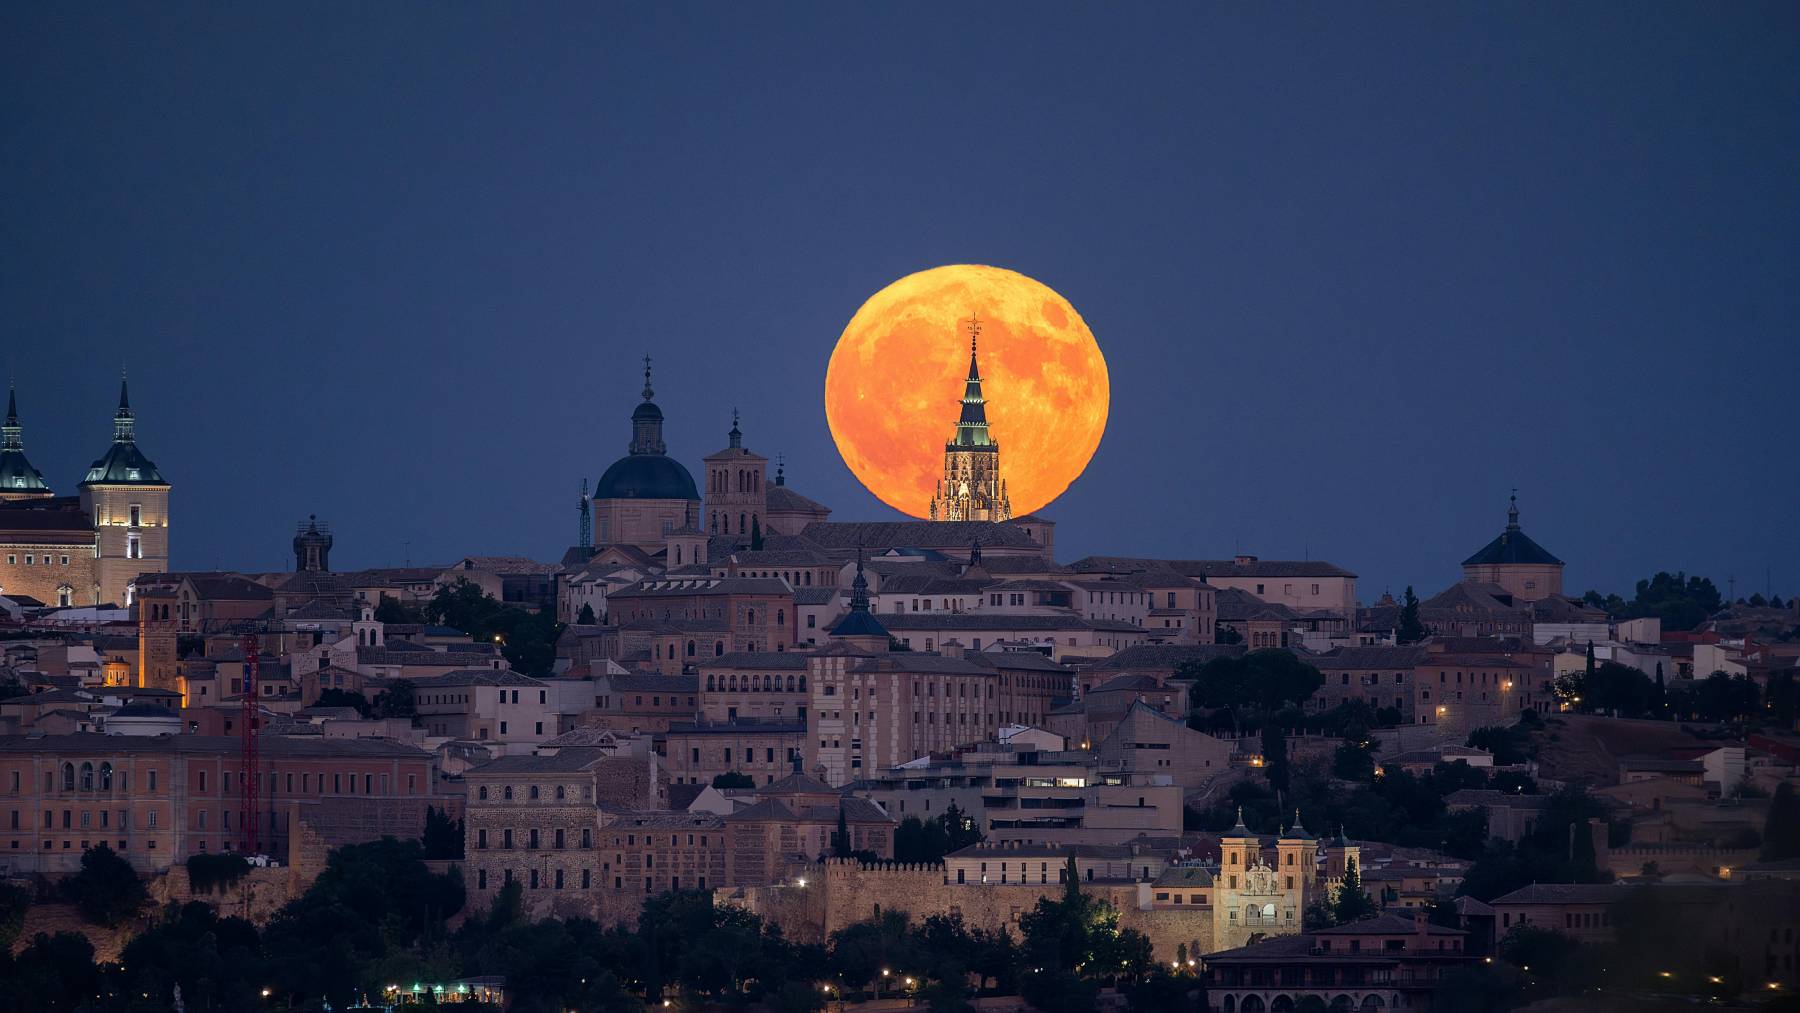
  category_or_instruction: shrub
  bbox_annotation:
[185,853,252,895]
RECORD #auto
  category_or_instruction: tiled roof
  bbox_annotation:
[411,669,545,688]
[466,746,617,774]
[1313,914,1465,936]
[612,577,793,598]
[1095,645,1247,670]
[699,652,809,670]
[0,732,425,759]
[598,673,699,693]
[877,613,1105,632]
[1067,555,1357,579]
[798,521,1038,551]
[765,485,830,514]
[454,556,558,574]
[1491,883,1626,905]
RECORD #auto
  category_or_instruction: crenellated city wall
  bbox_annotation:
[718,858,1213,960]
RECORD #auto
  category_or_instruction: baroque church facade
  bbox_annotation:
[0,378,171,607]
[929,317,1011,522]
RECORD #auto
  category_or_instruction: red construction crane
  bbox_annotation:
[239,633,262,855]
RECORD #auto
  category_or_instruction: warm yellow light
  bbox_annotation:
[881,970,890,977]
[825,265,1109,518]
[796,877,807,887]
[1659,971,1673,978]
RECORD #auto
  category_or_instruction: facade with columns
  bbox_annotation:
[0,379,170,607]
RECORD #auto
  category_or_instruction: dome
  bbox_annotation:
[596,454,698,501]
[632,401,664,423]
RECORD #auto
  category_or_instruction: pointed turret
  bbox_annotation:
[82,372,166,487]
[0,380,53,499]
[828,550,890,648]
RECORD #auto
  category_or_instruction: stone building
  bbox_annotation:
[0,732,437,877]
[703,411,766,541]
[591,360,700,553]
[0,378,169,607]
[607,576,796,664]
[928,319,1011,523]
[1203,912,1474,1013]
[461,744,665,920]
[697,651,810,722]
[663,720,805,786]
[763,460,832,534]
[1461,493,1564,602]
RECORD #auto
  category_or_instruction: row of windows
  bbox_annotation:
[476,783,589,801]
[475,827,593,849]
[705,673,806,692]
[15,808,154,831]
[4,553,72,566]
[475,867,710,893]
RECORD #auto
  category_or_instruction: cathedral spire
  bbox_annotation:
[1506,489,1520,531]
[3,381,18,448]
[955,313,991,446]
[113,371,135,443]
[849,549,871,613]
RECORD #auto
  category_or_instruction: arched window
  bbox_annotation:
[80,762,95,791]
[98,762,113,790]
[798,675,807,691]
[805,572,813,586]
[529,785,540,800]
[715,641,724,656]
[61,763,75,791]
[503,786,514,800]
[777,609,785,625]
[747,609,756,624]
[479,786,489,800]
[674,545,683,565]
[739,513,746,534]
[555,785,565,800]
[786,675,796,691]
[706,675,715,691]
[687,640,697,657]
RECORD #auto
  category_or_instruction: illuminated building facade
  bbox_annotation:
[928,317,1011,523]
[0,377,169,607]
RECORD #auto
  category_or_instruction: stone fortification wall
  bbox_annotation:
[719,858,1213,959]
[150,864,299,925]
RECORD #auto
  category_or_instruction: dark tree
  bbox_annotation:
[314,687,371,715]
[373,678,417,719]
[576,602,598,625]
[1333,855,1376,923]
[1763,782,1800,862]
[0,881,28,950]
[712,771,755,789]
[833,806,852,858]
[1397,585,1426,644]
[423,804,466,859]
[1182,650,1324,733]
[375,595,426,624]
[63,843,147,927]
[1618,571,1723,631]
[750,515,764,551]
[1260,723,1290,793]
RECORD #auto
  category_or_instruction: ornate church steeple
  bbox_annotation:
[113,372,135,443]
[929,313,1011,522]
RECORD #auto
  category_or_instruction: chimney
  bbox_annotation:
[939,639,964,659]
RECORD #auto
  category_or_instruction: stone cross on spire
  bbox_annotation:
[641,354,654,401]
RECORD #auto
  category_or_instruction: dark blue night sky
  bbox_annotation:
[4,4,1796,599]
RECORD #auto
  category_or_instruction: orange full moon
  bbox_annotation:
[825,264,1109,519]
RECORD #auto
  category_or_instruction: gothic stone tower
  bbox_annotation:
[80,377,171,606]
[928,315,1011,522]
[704,410,768,540]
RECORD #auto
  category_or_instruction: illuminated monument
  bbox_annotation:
[928,315,1011,522]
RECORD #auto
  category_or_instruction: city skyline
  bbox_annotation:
[5,4,1796,598]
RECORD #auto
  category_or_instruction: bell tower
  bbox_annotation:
[80,374,171,606]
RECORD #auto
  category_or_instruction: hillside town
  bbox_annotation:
[3,377,1799,1013]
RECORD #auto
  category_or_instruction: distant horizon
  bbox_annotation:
[5,4,1794,600]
